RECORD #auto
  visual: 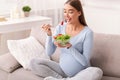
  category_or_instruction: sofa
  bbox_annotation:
[0,26,120,80]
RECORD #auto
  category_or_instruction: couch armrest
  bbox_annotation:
[0,53,21,73]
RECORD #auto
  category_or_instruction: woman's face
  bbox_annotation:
[64,4,81,24]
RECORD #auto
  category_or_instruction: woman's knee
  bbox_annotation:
[86,67,103,80]
[29,58,39,70]
[87,67,103,75]
[72,67,103,80]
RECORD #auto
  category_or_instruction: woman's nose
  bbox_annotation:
[65,13,69,17]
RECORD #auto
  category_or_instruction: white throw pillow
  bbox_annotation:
[7,36,50,70]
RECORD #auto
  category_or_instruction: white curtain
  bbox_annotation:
[0,0,65,26]
[28,0,65,27]
[0,0,86,26]
[27,0,85,26]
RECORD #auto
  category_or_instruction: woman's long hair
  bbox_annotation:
[65,0,87,26]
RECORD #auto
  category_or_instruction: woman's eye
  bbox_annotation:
[64,11,67,13]
[63,10,73,14]
[69,11,73,14]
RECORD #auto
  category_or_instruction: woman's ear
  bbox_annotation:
[78,11,81,16]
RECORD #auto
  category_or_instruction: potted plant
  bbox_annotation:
[22,5,31,17]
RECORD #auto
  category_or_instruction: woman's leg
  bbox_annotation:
[44,67,103,80]
[68,67,103,80]
[30,58,66,78]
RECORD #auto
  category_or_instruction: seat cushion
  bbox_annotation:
[0,69,9,80]
[0,53,21,73]
[102,76,120,80]
[51,48,60,62]
[90,33,120,77]
[8,68,43,80]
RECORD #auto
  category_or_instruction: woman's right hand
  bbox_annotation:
[42,24,52,36]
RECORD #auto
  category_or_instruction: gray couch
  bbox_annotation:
[0,26,120,80]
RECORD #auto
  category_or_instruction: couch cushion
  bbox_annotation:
[8,68,43,80]
[51,48,60,62]
[90,33,120,77]
[102,76,120,80]
[30,26,56,47]
[0,53,21,73]
[7,36,49,70]
[0,69,9,80]
[30,26,47,47]
[30,26,60,62]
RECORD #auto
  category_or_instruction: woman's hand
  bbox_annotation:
[42,24,52,36]
[54,42,72,48]
[65,43,72,49]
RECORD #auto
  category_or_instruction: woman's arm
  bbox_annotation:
[45,25,61,56]
[83,30,93,66]
[66,30,93,67]
[45,36,56,56]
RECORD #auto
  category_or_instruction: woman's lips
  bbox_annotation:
[66,18,71,22]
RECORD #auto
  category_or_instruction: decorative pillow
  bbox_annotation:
[0,53,21,73]
[7,36,50,70]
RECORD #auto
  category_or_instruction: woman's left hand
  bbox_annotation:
[65,42,72,49]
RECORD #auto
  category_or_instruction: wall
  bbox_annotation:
[0,0,120,55]
[83,0,120,34]
[0,0,65,16]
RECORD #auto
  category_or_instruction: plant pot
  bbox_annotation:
[24,12,30,17]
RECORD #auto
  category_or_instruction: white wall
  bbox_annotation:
[0,0,120,34]
[0,0,120,55]
[0,0,65,16]
[83,0,120,34]
[0,0,14,15]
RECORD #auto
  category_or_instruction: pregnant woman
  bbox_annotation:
[30,0,103,80]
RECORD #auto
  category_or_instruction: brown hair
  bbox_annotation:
[65,0,87,26]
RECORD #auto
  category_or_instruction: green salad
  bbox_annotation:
[54,34,70,46]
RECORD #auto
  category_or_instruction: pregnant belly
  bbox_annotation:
[59,53,84,77]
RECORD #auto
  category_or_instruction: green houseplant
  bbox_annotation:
[22,5,31,17]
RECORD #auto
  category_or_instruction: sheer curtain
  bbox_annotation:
[0,0,85,26]
[0,0,65,26]
[28,0,85,26]
[28,0,65,27]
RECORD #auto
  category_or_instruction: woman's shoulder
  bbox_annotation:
[82,26,93,37]
[84,26,93,33]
